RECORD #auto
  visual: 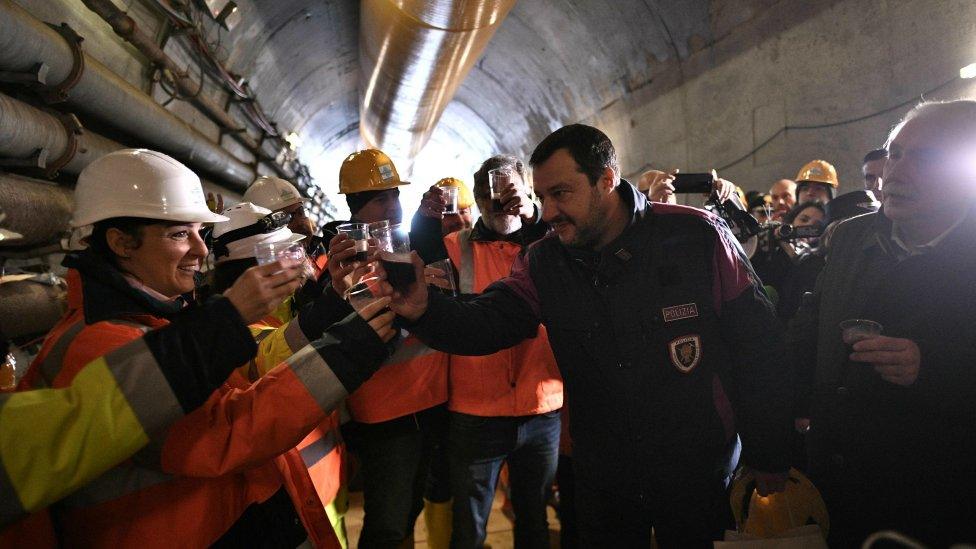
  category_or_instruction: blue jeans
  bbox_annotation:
[448,410,561,549]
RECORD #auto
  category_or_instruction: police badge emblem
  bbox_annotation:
[668,335,701,373]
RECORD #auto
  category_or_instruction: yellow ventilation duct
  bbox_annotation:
[359,0,516,161]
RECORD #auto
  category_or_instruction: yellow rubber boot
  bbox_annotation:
[423,498,453,549]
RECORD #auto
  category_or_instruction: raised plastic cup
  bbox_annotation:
[442,186,459,214]
[345,277,384,314]
[426,258,458,296]
[336,222,370,265]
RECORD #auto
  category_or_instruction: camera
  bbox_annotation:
[773,223,824,241]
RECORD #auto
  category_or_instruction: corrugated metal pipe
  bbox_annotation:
[0,91,124,176]
[359,0,516,160]
[0,172,73,248]
[77,0,294,179]
[0,0,254,192]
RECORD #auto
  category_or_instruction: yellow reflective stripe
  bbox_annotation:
[0,359,149,515]
[252,323,299,378]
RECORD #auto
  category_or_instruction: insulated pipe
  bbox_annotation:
[0,278,67,340]
[359,0,516,160]
[0,173,73,248]
[77,0,293,179]
[0,92,124,175]
[0,0,254,192]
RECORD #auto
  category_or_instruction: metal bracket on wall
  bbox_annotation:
[45,112,83,178]
[38,23,86,103]
[0,113,82,179]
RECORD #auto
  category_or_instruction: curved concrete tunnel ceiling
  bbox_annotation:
[203,0,726,218]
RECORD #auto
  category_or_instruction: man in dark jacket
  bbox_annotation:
[789,100,976,547]
[388,124,792,548]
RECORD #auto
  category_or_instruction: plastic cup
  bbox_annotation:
[840,319,883,345]
[337,222,369,265]
[373,223,410,254]
[254,241,306,266]
[345,277,384,315]
[442,186,459,214]
[488,168,512,213]
[426,258,457,296]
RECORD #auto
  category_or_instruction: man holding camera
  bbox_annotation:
[388,124,792,548]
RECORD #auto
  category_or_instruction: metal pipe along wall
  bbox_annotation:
[0,91,124,175]
[0,0,255,192]
[0,173,74,248]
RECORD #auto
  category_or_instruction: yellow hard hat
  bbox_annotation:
[339,149,409,194]
[730,467,829,539]
[437,177,475,209]
[795,160,839,188]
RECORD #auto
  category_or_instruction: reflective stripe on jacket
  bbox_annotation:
[444,229,562,416]
[345,333,448,424]
[19,269,348,548]
[249,310,346,507]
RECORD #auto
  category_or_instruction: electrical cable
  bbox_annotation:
[714,76,959,171]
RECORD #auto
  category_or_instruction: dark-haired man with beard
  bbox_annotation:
[386,125,792,548]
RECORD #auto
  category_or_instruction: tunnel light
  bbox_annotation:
[960,63,976,79]
[285,132,303,151]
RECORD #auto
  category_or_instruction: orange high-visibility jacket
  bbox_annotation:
[20,269,353,548]
[444,229,563,416]
[249,308,346,508]
[345,333,448,424]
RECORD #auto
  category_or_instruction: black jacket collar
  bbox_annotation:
[63,251,187,325]
[565,180,647,269]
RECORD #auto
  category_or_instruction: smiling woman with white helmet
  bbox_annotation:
[14,149,397,548]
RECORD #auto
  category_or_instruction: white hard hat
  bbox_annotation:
[243,175,308,211]
[71,149,228,227]
[212,202,304,263]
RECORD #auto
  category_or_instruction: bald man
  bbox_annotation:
[769,179,796,221]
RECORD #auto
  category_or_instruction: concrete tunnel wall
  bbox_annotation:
[570,0,976,195]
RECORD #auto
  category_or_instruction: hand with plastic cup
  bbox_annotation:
[493,170,534,219]
[420,185,448,218]
[328,234,376,296]
[224,259,304,324]
[488,168,512,214]
[426,258,458,296]
[442,186,459,215]
[254,241,313,281]
[380,251,428,321]
[346,278,397,342]
[840,319,883,346]
[336,223,370,266]
[374,223,414,293]
[846,323,922,386]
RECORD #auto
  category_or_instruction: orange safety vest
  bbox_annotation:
[345,333,448,424]
[18,270,342,548]
[444,229,563,417]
